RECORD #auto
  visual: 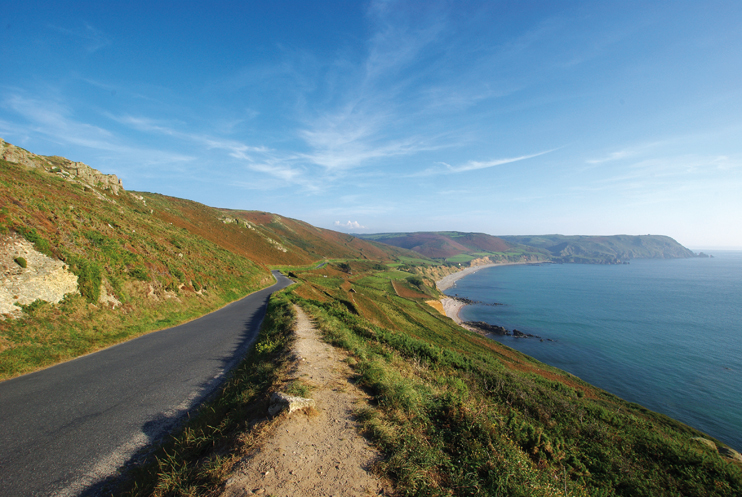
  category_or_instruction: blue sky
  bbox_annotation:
[2,1,741,248]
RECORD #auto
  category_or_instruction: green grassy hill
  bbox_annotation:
[0,139,414,379]
[3,140,739,496]
[501,234,696,263]
[362,231,696,265]
[360,231,548,264]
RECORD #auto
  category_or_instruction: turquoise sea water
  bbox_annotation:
[446,251,742,451]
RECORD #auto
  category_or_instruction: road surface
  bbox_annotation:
[0,270,292,496]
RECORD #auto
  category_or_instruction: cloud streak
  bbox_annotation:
[412,149,557,177]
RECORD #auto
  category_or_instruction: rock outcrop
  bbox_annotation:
[0,234,78,318]
[0,137,123,194]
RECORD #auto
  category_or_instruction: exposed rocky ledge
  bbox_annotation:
[1,137,123,194]
[0,234,78,318]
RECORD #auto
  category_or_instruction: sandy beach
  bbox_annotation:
[436,263,499,291]
[436,261,545,324]
[437,260,545,292]
[440,297,466,324]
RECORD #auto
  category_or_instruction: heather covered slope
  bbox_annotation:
[0,140,413,378]
[135,194,414,268]
[362,231,696,264]
[361,231,547,263]
[0,156,264,378]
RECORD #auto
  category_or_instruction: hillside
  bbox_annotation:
[3,139,740,497]
[132,258,742,496]
[501,234,696,263]
[361,231,548,264]
[0,138,415,378]
[362,231,696,264]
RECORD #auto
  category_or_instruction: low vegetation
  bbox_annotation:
[121,291,298,496]
[3,143,737,495]
[283,260,742,496]
[124,260,741,496]
[0,149,416,379]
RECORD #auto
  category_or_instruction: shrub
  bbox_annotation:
[129,266,149,281]
[16,226,52,257]
[337,262,351,273]
[69,257,102,303]
[14,256,27,268]
[18,299,46,315]
[170,266,184,281]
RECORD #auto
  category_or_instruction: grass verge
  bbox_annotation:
[286,286,742,497]
[119,291,296,496]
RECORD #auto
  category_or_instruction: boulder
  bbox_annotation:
[718,446,742,463]
[268,392,315,416]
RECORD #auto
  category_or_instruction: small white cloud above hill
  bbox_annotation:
[335,220,367,230]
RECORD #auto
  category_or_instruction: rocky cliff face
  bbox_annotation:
[0,138,123,194]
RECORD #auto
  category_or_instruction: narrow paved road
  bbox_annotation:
[0,271,292,496]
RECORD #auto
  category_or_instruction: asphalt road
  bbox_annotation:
[0,270,292,496]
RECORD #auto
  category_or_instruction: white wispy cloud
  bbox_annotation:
[48,22,110,53]
[335,220,367,230]
[412,149,556,177]
[586,150,632,164]
[291,3,465,173]
[2,93,194,167]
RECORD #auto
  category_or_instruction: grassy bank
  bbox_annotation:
[95,260,742,496]
[283,260,742,496]
[1,158,271,379]
[121,291,297,495]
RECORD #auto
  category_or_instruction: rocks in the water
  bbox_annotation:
[463,321,545,340]
[452,296,503,306]
[465,321,509,335]
[512,329,541,339]
[268,392,315,416]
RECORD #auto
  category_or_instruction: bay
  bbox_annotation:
[446,251,742,451]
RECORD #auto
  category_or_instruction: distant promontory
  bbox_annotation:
[360,232,698,265]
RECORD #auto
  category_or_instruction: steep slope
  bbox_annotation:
[0,139,411,379]
[144,196,414,267]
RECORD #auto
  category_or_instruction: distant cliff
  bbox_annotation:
[361,232,696,265]
[500,234,696,264]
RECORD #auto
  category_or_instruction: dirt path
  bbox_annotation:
[221,305,392,497]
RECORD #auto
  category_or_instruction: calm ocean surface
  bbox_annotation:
[446,251,742,451]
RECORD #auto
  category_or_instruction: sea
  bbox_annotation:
[446,251,742,451]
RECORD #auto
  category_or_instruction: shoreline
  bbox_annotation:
[436,260,545,292]
[436,260,545,325]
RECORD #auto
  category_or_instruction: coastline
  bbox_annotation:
[436,260,545,292]
[437,260,545,327]
[440,297,466,325]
